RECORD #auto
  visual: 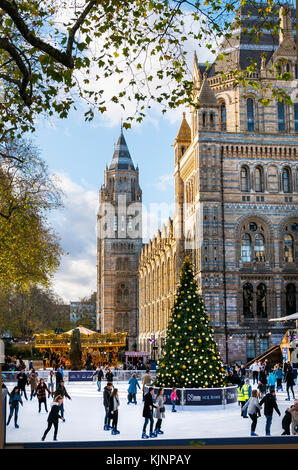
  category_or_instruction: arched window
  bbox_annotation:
[256,283,267,317]
[220,102,227,131]
[282,167,291,193]
[243,283,253,318]
[284,234,294,262]
[247,98,254,131]
[240,166,249,192]
[255,166,264,192]
[286,283,296,316]
[116,284,129,304]
[202,112,206,127]
[210,112,214,127]
[278,100,285,131]
[255,233,265,261]
[241,234,252,262]
[294,103,298,132]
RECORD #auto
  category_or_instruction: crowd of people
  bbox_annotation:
[2,356,298,440]
[230,360,298,436]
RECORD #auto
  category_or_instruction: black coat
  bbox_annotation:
[55,371,63,385]
[285,370,295,386]
[106,372,114,382]
[54,384,71,400]
[259,370,267,386]
[48,402,63,423]
[260,393,281,417]
[143,392,155,418]
[93,370,104,381]
[103,386,112,408]
[17,373,28,389]
[282,409,292,432]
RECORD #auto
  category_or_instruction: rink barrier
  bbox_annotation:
[144,385,238,406]
[2,369,157,383]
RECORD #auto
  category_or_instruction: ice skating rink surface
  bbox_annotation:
[5,381,298,443]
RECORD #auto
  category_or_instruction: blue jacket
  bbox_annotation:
[267,373,276,386]
[274,369,283,379]
[128,377,141,394]
[9,392,23,407]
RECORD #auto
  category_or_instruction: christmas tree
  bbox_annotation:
[155,257,226,388]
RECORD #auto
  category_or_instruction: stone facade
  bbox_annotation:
[96,130,143,350]
[138,3,298,363]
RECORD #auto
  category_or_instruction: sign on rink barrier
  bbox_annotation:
[68,371,94,382]
[145,385,238,407]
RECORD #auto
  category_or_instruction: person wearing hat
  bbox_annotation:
[286,399,298,435]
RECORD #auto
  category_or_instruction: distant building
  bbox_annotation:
[96,128,143,350]
[70,293,97,329]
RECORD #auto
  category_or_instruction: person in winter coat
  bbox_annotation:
[141,370,153,398]
[103,382,113,430]
[7,386,23,428]
[127,373,141,404]
[154,387,166,435]
[250,361,259,385]
[240,379,252,418]
[142,387,157,439]
[36,378,50,413]
[281,405,294,435]
[105,368,114,383]
[239,364,246,379]
[109,388,120,435]
[41,395,64,441]
[285,366,296,401]
[55,370,63,389]
[257,381,267,399]
[93,367,104,392]
[17,370,28,400]
[171,387,178,412]
[242,389,261,436]
[267,371,276,390]
[28,370,39,400]
[286,399,298,435]
[54,381,71,420]
[274,366,283,391]
[264,359,271,376]
[259,387,281,436]
[47,370,56,398]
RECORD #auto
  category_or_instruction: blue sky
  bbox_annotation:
[34,109,180,302]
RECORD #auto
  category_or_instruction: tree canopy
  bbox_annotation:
[0,0,293,138]
[0,139,63,291]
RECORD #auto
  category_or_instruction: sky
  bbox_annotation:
[34,108,182,303]
[31,20,214,305]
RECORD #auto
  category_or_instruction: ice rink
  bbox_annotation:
[4,381,298,443]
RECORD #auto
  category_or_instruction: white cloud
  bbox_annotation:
[49,172,98,303]
[153,173,174,192]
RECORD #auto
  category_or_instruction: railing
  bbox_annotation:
[2,369,157,383]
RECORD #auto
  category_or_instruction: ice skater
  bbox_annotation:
[109,388,120,435]
[127,373,141,404]
[7,386,23,428]
[103,382,113,430]
[154,387,166,435]
[93,367,104,391]
[259,386,281,436]
[28,369,38,400]
[41,395,64,441]
[54,380,71,421]
[36,378,50,413]
[171,387,178,412]
[47,370,56,398]
[17,369,28,401]
[285,365,296,401]
[142,387,156,439]
[242,389,261,436]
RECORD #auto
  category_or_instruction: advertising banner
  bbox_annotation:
[226,386,238,404]
[68,371,94,382]
[185,388,223,406]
